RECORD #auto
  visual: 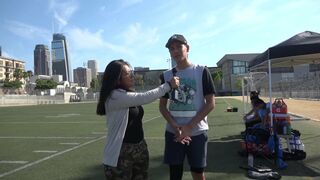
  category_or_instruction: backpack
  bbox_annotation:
[282,129,307,160]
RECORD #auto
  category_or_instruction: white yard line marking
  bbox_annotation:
[143,116,161,123]
[59,143,80,145]
[45,113,81,118]
[209,137,242,143]
[0,161,28,164]
[33,150,58,153]
[91,132,105,135]
[0,136,96,139]
[222,98,232,107]
[0,136,106,178]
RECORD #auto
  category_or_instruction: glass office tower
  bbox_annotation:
[51,33,71,82]
[34,44,50,76]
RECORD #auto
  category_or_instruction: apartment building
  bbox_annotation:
[0,56,25,81]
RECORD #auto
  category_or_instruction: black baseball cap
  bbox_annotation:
[165,34,188,48]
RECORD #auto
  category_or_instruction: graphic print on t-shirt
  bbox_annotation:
[169,77,197,117]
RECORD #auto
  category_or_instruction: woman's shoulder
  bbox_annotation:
[110,88,126,97]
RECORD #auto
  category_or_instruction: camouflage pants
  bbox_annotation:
[103,139,149,180]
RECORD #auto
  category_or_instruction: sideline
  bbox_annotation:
[219,96,320,122]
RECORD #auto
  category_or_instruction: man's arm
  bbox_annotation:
[159,97,180,135]
[180,94,215,137]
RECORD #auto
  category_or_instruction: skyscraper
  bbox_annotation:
[34,44,50,76]
[51,33,71,82]
[87,60,98,79]
[73,67,92,87]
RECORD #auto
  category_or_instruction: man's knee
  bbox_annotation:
[190,167,205,174]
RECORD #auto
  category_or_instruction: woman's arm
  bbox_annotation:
[106,82,171,111]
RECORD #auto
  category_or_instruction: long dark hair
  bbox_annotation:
[96,59,130,115]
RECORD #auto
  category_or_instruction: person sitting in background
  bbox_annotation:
[243,98,268,129]
[250,90,260,101]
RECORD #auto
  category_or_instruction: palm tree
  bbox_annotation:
[212,70,222,90]
[27,71,33,78]
[13,69,23,80]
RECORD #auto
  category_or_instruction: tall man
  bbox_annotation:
[159,34,216,180]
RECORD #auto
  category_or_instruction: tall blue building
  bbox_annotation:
[51,33,71,82]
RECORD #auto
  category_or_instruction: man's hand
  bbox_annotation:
[174,126,192,145]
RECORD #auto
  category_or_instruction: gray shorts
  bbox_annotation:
[164,131,208,168]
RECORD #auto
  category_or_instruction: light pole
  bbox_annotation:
[166,58,171,69]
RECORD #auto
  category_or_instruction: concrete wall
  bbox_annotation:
[0,95,66,107]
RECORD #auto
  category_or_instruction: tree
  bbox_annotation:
[90,78,100,92]
[235,78,242,90]
[212,70,222,82]
[13,69,24,80]
[3,79,23,89]
[211,70,222,91]
[35,79,58,90]
[26,70,33,78]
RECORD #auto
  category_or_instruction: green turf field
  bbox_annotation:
[0,98,319,179]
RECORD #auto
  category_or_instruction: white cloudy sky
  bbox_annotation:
[1,0,320,72]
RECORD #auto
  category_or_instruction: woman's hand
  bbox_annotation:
[170,76,180,89]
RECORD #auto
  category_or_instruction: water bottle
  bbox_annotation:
[248,154,254,167]
[283,125,287,135]
[300,143,305,151]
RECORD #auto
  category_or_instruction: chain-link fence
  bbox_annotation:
[258,76,320,100]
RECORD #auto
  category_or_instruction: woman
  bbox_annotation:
[244,98,268,129]
[96,59,179,180]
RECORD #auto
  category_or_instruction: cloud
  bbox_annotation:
[49,0,78,32]
[66,27,132,56]
[1,51,14,59]
[120,0,143,8]
[177,13,188,22]
[5,20,51,40]
[229,1,265,25]
[100,6,106,11]
[122,23,159,47]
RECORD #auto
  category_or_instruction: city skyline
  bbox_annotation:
[1,0,320,72]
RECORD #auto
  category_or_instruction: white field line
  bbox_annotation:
[45,113,81,118]
[0,161,28,164]
[33,150,58,153]
[0,136,96,139]
[209,137,242,143]
[59,143,80,145]
[91,132,105,135]
[0,116,160,178]
[0,136,106,178]
[222,98,232,107]
[143,115,161,123]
